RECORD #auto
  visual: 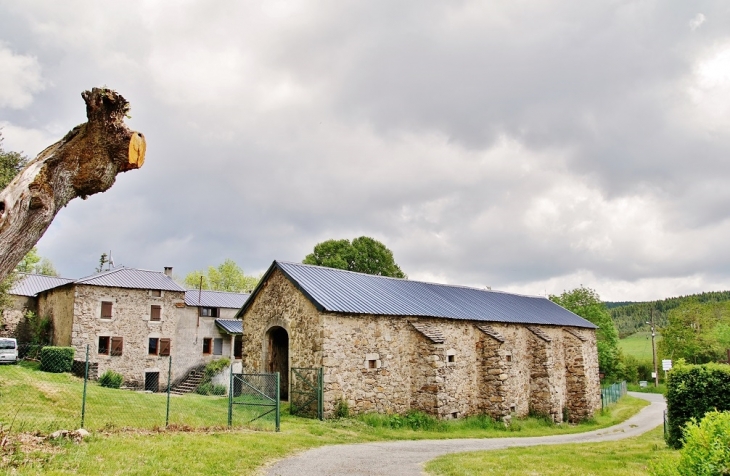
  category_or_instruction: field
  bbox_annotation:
[618,331,660,361]
[426,426,678,476]
[0,363,650,475]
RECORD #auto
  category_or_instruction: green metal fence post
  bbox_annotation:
[318,367,324,421]
[275,371,280,432]
[227,363,233,427]
[165,355,172,428]
[81,344,89,428]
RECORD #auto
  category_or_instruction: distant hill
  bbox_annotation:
[608,291,730,338]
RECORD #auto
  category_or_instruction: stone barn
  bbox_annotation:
[237,261,602,422]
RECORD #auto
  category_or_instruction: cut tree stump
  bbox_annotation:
[0,88,146,282]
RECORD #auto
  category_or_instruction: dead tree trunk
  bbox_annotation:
[0,88,145,282]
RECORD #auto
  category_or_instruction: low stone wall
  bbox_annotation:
[72,359,99,380]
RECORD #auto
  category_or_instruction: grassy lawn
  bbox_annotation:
[0,362,650,475]
[425,426,679,476]
[618,332,660,361]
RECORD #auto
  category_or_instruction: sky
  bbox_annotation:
[1,1,729,301]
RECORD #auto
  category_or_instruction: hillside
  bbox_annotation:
[608,291,730,338]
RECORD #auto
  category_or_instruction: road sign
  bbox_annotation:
[662,359,672,371]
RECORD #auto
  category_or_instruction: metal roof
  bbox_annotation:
[184,290,250,308]
[215,319,243,335]
[75,267,185,292]
[9,274,74,297]
[237,261,597,329]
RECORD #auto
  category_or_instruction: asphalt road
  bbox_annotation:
[265,392,666,476]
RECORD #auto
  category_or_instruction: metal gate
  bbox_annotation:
[229,371,280,431]
[290,367,323,420]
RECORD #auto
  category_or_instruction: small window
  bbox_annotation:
[447,354,455,363]
[101,301,113,319]
[150,290,162,297]
[150,305,161,322]
[160,338,171,357]
[202,338,212,354]
[506,354,513,362]
[149,338,159,355]
[213,338,223,356]
[98,336,110,355]
[110,337,123,356]
[368,359,377,369]
[200,307,219,317]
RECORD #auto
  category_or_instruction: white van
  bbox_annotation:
[0,338,18,364]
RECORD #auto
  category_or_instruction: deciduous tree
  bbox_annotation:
[303,236,406,278]
[184,259,259,293]
[550,286,621,380]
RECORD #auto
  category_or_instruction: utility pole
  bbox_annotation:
[649,309,659,387]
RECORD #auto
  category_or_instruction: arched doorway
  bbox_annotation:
[266,326,289,400]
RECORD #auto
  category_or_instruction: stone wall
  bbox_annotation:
[37,285,75,346]
[242,268,324,378]
[240,270,601,421]
[1,295,34,338]
[66,284,188,388]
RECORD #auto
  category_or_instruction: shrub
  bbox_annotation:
[665,361,730,448]
[334,398,350,419]
[195,382,227,396]
[650,411,730,476]
[39,346,74,373]
[98,370,124,389]
[211,384,227,396]
[358,410,446,431]
[204,358,230,380]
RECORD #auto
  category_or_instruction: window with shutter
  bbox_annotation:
[150,305,161,321]
[213,338,223,356]
[202,338,212,354]
[160,338,171,356]
[148,338,159,355]
[98,336,110,355]
[111,337,123,356]
[101,301,113,319]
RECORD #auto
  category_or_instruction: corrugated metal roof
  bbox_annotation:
[9,274,74,297]
[75,267,185,292]
[215,319,243,335]
[184,290,250,308]
[237,261,597,329]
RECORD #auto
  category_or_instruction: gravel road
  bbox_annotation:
[265,392,665,476]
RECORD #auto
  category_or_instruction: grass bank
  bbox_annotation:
[619,331,660,361]
[425,426,678,476]
[4,397,648,475]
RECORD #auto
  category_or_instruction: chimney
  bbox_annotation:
[164,267,173,277]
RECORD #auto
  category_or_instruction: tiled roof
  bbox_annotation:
[75,267,185,292]
[9,274,74,297]
[215,319,243,335]
[237,261,598,329]
[184,290,250,308]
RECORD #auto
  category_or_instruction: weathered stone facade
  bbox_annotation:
[241,267,601,422]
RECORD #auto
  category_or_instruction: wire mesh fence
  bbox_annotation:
[0,343,280,434]
[601,380,628,409]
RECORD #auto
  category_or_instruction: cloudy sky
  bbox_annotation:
[1,1,729,301]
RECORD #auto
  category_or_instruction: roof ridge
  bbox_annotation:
[276,260,547,300]
[185,289,250,296]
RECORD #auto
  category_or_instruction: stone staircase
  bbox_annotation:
[171,369,205,395]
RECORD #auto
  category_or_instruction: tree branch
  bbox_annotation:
[0,88,146,282]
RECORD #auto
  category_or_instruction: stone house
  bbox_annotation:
[7,268,248,390]
[237,261,602,422]
[1,274,73,339]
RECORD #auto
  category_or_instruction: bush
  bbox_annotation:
[204,358,230,380]
[39,346,74,373]
[334,398,350,419]
[650,411,730,476]
[195,382,227,396]
[359,410,446,431]
[665,361,730,448]
[98,370,124,389]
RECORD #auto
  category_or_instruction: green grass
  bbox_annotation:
[627,382,667,395]
[619,332,660,361]
[0,362,650,475]
[425,426,679,476]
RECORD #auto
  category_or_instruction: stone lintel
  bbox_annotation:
[564,328,587,341]
[527,326,552,342]
[475,324,505,343]
[410,322,446,344]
